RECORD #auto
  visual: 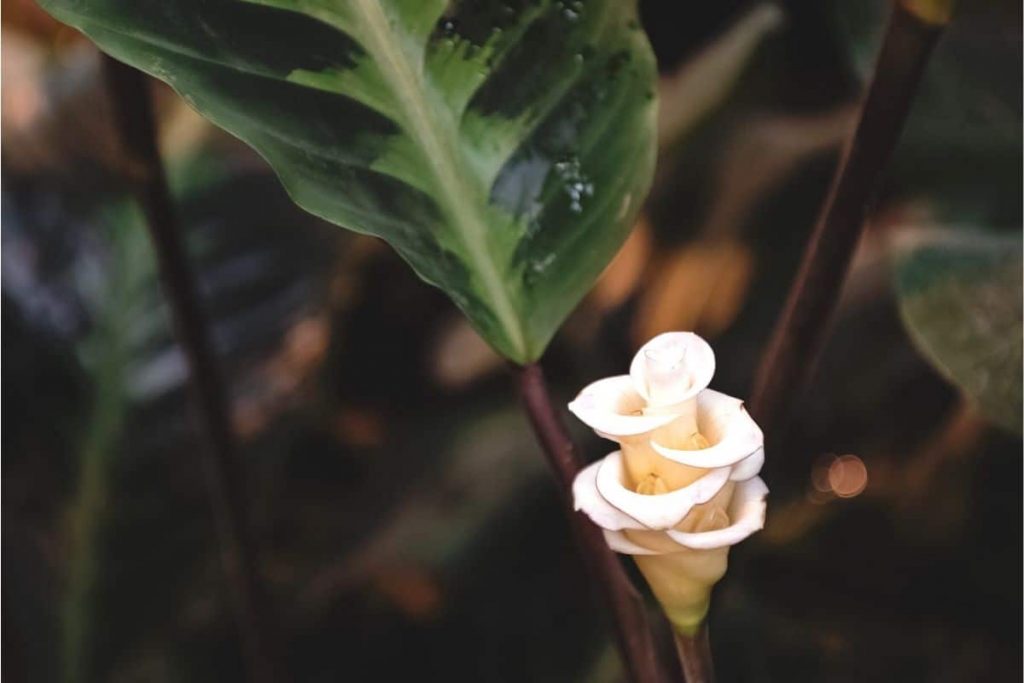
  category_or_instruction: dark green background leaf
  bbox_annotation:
[893,229,1023,433]
[830,0,1022,224]
[37,0,658,362]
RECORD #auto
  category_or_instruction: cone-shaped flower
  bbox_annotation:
[569,332,767,634]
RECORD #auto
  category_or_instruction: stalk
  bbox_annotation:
[516,363,669,683]
[100,55,283,683]
[673,623,715,683]
[63,302,128,682]
[749,2,950,432]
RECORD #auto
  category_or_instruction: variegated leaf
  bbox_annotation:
[39,0,658,362]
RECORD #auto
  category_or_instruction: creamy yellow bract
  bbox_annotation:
[569,332,767,634]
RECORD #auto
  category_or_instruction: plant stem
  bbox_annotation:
[62,215,146,682]
[749,2,948,433]
[101,55,283,683]
[516,362,669,683]
[673,623,715,683]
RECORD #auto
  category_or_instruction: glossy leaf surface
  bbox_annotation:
[38,0,658,362]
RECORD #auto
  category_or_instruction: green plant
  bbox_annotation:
[34,0,974,681]
[893,229,1023,434]
[41,0,658,364]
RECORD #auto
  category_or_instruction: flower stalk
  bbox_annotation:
[673,622,716,683]
[516,362,670,683]
[749,2,950,434]
[101,55,283,683]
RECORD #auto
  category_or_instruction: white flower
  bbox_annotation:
[569,332,767,633]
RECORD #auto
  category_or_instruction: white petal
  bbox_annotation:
[728,447,764,481]
[567,376,676,439]
[663,477,768,550]
[603,529,662,555]
[651,390,763,468]
[572,458,640,530]
[594,451,732,530]
[629,332,715,406]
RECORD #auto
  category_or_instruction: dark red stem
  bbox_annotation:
[101,55,284,683]
[673,624,715,683]
[749,4,947,433]
[516,363,669,683]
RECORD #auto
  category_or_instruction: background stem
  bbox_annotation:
[101,55,283,683]
[516,362,669,683]
[673,623,715,683]
[749,3,947,433]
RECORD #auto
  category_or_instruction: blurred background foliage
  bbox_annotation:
[2,1,1021,681]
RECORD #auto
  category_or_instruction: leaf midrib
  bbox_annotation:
[350,0,527,358]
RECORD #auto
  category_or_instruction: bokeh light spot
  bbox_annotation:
[828,454,868,498]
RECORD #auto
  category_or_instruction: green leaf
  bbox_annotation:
[893,229,1023,433]
[38,0,658,362]
[64,196,157,683]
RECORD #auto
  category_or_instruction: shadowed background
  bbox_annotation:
[3,0,1021,681]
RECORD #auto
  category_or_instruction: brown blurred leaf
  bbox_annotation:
[297,409,545,616]
[633,106,853,344]
[703,106,856,240]
[633,239,754,344]
[658,3,785,150]
[2,28,210,176]
[333,407,386,449]
[2,0,79,45]
[233,315,332,439]
[371,567,444,621]
[431,316,503,390]
[590,217,653,312]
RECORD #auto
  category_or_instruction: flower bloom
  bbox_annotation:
[569,332,767,633]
